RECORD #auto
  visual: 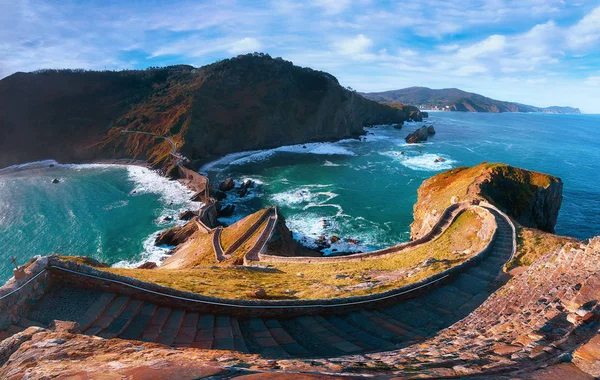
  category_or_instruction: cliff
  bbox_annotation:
[362,86,582,114]
[0,54,425,169]
[411,163,563,239]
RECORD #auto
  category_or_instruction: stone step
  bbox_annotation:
[141,307,172,342]
[212,315,234,350]
[298,315,364,354]
[325,315,395,351]
[84,295,130,336]
[99,299,143,339]
[343,312,402,346]
[191,314,215,349]
[280,317,346,357]
[418,285,473,311]
[312,315,375,350]
[173,312,199,347]
[156,309,185,346]
[119,303,157,340]
[452,273,491,295]
[362,311,422,343]
[264,319,310,357]
[77,292,115,331]
[466,266,498,282]
[230,317,249,353]
[371,310,426,341]
[242,318,290,358]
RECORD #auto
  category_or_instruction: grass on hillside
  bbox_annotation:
[98,209,491,300]
[506,227,576,270]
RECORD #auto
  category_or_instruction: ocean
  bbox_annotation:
[203,112,600,254]
[1,112,598,282]
[0,162,196,282]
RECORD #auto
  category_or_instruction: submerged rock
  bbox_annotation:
[52,178,60,184]
[218,178,235,192]
[427,125,436,135]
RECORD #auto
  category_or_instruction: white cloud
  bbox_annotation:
[228,37,262,54]
[313,0,351,15]
[455,64,488,76]
[567,6,600,50]
[458,35,506,59]
[335,34,373,55]
[584,75,600,86]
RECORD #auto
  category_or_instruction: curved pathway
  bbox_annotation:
[221,207,276,259]
[256,202,470,264]
[5,206,515,359]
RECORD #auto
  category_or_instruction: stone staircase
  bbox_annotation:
[1,210,514,359]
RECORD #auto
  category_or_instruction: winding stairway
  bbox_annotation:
[2,208,515,359]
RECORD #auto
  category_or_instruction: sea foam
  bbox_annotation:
[201,141,357,171]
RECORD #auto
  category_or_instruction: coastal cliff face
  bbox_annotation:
[0,54,424,168]
[411,163,563,239]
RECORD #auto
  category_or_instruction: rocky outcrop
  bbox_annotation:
[218,178,235,192]
[154,222,197,247]
[426,125,435,135]
[411,163,563,239]
[405,126,430,144]
[0,54,425,169]
[475,165,563,232]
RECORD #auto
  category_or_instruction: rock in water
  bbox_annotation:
[52,178,60,184]
[427,125,436,135]
[215,190,227,201]
[218,178,235,192]
[219,204,235,217]
[405,126,430,143]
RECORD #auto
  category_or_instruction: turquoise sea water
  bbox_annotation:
[0,162,195,282]
[203,112,600,254]
[1,113,598,283]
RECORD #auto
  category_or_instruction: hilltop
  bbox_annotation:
[362,86,581,114]
[0,54,425,169]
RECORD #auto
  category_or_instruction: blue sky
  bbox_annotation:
[2,0,600,113]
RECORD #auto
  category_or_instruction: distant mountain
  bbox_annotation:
[361,87,581,114]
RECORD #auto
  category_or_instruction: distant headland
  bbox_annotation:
[362,86,581,114]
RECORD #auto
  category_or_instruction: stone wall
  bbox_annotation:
[0,257,53,330]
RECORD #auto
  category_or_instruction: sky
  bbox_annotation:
[1,0,600,113]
